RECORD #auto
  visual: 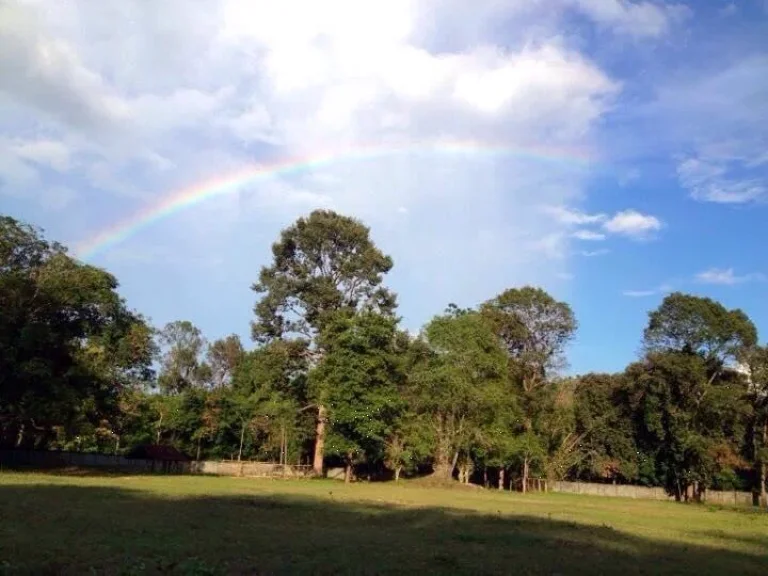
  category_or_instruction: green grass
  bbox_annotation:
[1,472,766,575]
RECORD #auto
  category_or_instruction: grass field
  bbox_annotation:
[0,472,767,575]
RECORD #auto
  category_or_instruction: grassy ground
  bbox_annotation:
[0,472,766,575]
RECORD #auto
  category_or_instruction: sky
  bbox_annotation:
[1,0,767,375]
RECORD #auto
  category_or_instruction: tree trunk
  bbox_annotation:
[15,423,24,448]
[431,441,455,479]
[344,452,353,484]
[156,414,163,444]
[238,421,246,462]
[196,436,202,461]
[498,467,505,490]
[483,467,488,488]
[522,457,529,494]
[115,435,120,454]
[394,466,402,482]
[760,420,768,508]
[312,405,327,476]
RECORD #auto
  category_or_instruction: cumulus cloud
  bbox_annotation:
[1,0,674,328]
[544,205,662,241]
[602,210,662,238]
[695,268,765,285]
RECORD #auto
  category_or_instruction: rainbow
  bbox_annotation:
[75,140,594,260]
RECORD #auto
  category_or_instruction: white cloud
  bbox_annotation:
[542,205,607,225]
[602,210,662,238]
[572,229,606,241]
[0,0,632,323]
[695,268,765,286]
[645,57,768,206]
[11,139,72,171]
[566,0,688,37]
[545,206,662,241]
[677,156,766,204]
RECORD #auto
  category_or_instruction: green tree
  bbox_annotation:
[746,345,768,507]
[644,292,757,373]
[157,321,209,393]
[206,335,244,388]
[634,293,757,500]
[481,286,576,491]
[251,210,396,474]
[0,216,154,448]
[230,341,312,463]
[411,310,507,480]
[312,311,405,482]
[571,373,638,483]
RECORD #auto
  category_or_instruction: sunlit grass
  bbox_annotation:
[0,472,766,575]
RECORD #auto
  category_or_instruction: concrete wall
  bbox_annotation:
[0,449,312,478]
[190,460,313,478]
[550,480,753,507]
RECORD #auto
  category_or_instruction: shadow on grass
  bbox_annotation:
[0,482,766,576]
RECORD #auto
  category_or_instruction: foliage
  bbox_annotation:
[0,216,154,449]
[157,321,208,393]
[313,311,405,476]
[251,209,395,344]
[410,310,508,478]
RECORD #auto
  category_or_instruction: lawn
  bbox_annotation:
[0,472,766,575]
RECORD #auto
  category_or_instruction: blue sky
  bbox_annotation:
[1,0,766,374]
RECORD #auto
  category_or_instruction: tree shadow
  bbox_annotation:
[0,482,766,576]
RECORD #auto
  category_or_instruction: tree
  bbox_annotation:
[231,341,312,464]
[627,352,750,500]
[251,210,396,474]
[571,373,638,483]
[312,311,405,482]
[746,345,768,507]
[157,321,208,393]
[0,216,155,448]
[633,293,758,500]
[206,335,244,388]
[644,292,757,371]
[410,310,507,480]
[481,286,576,491]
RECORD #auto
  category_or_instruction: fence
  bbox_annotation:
[0,449,313,479]
[548,480,754,507]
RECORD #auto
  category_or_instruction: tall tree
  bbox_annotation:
[411,310,507,480]
[571,373,638,483]
[312,311,405,482]
[631,293,757,500]
[251,210,396,474]
[644,292,757,372]
[746,345,768,507]
[206,335,245,388]
[481,286,576,491]
[0,216,154,448]
[157,321,208,393]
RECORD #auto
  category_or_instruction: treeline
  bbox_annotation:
[1,211,766,505]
